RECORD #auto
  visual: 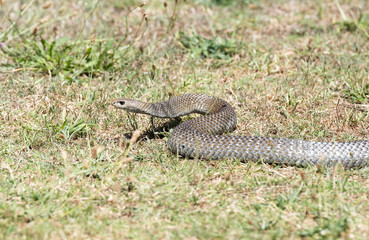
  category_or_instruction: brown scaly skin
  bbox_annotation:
[112,93,369,169]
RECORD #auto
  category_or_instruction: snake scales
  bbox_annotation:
[112,93,369,168]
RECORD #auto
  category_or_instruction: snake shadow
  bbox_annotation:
[123,117,182,141]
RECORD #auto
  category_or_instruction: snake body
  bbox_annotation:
[112,93,369,168]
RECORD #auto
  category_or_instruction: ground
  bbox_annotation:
[1,0,369,239]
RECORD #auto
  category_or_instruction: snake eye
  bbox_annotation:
[118,100,125,105]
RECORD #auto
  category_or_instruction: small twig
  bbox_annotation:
[0,67,38,73]
[335,0,347,21]
[167,0,180,34]
[112,129,141,175]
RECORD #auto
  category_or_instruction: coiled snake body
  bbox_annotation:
[112,93,369,168]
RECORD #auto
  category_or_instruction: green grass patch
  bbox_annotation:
[178,32,242,59]
[344,82,369,104]
[1,37,135,79]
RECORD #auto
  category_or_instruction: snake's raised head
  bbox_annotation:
[111,98,148,114]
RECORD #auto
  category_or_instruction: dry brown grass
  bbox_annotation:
[1,0,369,239]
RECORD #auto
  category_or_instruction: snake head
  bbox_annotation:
[111,98,147,114]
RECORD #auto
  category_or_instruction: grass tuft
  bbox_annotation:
[1,37,134,78]
[178,31,242,59]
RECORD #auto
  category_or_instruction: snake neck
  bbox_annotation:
[146,94,228,118]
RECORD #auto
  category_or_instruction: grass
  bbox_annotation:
[1,0,369,239]
[178,31,241,60]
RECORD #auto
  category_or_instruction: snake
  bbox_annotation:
[112,93,369,168]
